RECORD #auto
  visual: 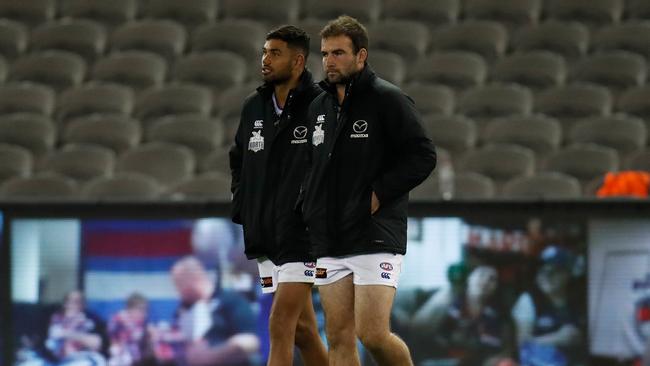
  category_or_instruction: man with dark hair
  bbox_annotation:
[299,15,436,366]
[229,25,327,365]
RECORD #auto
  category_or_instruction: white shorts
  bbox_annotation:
[257,258,316,294]
[315,253,404,288]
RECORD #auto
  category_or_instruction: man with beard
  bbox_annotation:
[298,15,436,366]
[229,25,327,366]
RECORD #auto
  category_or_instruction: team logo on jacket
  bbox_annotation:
[248,130,264,152]
[292,125,308,144]
[316,114,325,124]
[253,119,264,129]
[351,120,369,138]
[313,124,325,146]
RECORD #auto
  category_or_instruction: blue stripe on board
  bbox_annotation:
[84,256,179,272]
[86,299,180,324]
[81,219,196,232]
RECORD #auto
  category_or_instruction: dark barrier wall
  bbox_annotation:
[2,200,650,366]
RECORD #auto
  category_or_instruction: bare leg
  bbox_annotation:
[294,289,328,366]
[318,275,360,366]
[355,285,413,366]
[267,282,319,366]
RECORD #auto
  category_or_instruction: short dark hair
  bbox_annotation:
[266,25,310,60]
[320,15,368,54]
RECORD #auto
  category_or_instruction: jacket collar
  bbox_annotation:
[318,63,375,98]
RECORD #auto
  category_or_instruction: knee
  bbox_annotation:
[357,328,389,352]
[294,317,318,348]
[325,322,356,350]
[268,310,293,339]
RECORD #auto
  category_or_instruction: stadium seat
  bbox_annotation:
[62,114,141,153]
[200,147,230,174]
[626,0,650,20]
[593,22,650,59]
[215,84,255,119]
[568,115,647,155]
[431,20,508,61]
[368,20,430,60]
[146,114,224,156]
[92,51,167,91]
[307,53,324,82]
[192,20,266,60]
[221,116,239,147]
[294,19,326,55]
[173,51,247,91]
[39,144,115,182]
[403,84,454,116]
[535,83,612,124]
[421,115,477,156]
[411,170,497,200]
[59,0,137,27]
[82,172,161,200]
[458,83,533,120]
[0,19,28,60]
[0,82,55,116]
[368,51,406,86]
[56,83,134,123]
[491,51,567,90]
[465,0,542,28]
[0,173,78,199]
[571,51,646,90]
[31,19,107,62]
[408,51,487,89]
[625,150,650,171]
[116,142,195,187]
[382,0,459,27]
[502,172,582,199]
[221,0,300,24]
[483,115,562,156]
[9,51,86,91]
[167,171,231,200]
[0,56,8,83]
[618,86,650,132]
[513,21,589,59]
[134,84,213,124]
[0,0,55,27]
[303,0,381,23]
[547,0,624,26]
[144,0,218,28]
[111,20,187,62]
[543,143,619,184]
[0,143,32,183]
[0,113,55,157]
[458,144,536,183]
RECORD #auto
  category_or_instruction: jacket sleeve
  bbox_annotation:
[372,89,437,203]
[294,100,316,213]
[229,114,245,224]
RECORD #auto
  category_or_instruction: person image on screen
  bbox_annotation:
[169,256,259,366]
[298,15,437,366]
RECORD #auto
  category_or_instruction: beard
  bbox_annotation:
[262,65,292,85]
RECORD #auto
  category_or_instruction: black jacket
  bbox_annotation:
[301,65,436,258]
[230,70,321,265]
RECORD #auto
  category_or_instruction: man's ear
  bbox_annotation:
[294,52,306,70]
[357,48,368,66]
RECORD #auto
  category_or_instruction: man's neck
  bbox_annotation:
[273,74,301,108]
[336,84,346,105]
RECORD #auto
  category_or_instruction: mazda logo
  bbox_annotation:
[294,126,308,139]
[353,120,368,133]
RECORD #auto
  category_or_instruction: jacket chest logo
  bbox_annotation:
[313,124,325,146]
[291,126,308,144]
[253,119,263,129]
[351,120,369,138]
[248,130,265,152]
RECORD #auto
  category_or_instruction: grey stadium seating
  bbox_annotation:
[82,172,162,200]
[465,0,543,28]
[92,51,168,92]
[173,51,248,91]
[0,19,28,60]
[571,51,646,91]
[0,82,55,116]
[59,0,137,28]
[145,114,225,156]
[0,143,33,183]
[134,84,213,124]
[502,172,582,199]
[192,20,267,60]
[513,21,589,60]
[567,115,647,156]
[62,114,141,154]
[458,143,536,183]
[368,50,406,86]
[593,21,650,59]
[403,84,455,116]
[431,20,508,61]
[111,20,187,62]
[221,0,300,25]
[543,143,620,184]
[30,19,107,62]
[9,51,86,91]
[0,113,56,157]
[491,51,567,90]
[368,20,430,60]
[39,144,115,182]
[116,142,196,187]
[0,173,78,200]
[421,115,478,156]
[382,0,459,27]
[143,0,219,28]
[56,83,134,124]
[167,171,232,201]
[0,0,56,27]
[483,115,562,156]
[409,51,487,89]
[546,0,624,27]
[303,0,381,23]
